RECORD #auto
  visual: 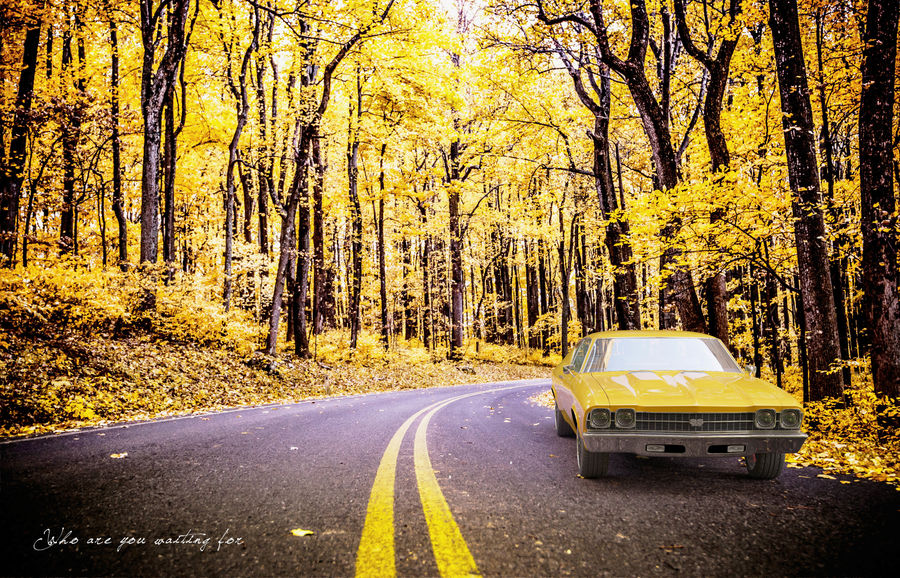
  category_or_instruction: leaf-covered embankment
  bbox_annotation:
[0,266,548,438]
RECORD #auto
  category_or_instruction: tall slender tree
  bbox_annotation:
[536,0,707,333]
[673,0,740,348]
[0,15,41,265]
[138,0,189,263]
[265,0,396,355]
[858,0,900,400]
[768,0,844,400]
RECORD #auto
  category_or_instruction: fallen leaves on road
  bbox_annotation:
[109,452,127,459]
[290,528,314,537]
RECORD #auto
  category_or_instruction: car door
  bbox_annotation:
[555,337,592,422]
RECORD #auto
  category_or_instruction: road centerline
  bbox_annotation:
[414,398,480,577]
[354,384,528,578]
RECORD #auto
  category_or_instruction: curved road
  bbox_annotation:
[2,379,898,576]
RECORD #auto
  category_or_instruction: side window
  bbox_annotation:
[569,338,592,373]
[583,338,610,372]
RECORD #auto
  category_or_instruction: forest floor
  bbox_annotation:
[0,325,549,439]
[0,265,550,439]
[1,265,897,490]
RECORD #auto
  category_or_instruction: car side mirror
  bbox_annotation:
[744,364,757,377]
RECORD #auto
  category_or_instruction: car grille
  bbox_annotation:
[624,411,757,432]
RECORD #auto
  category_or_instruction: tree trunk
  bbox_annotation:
[347,75,363,350]
[162,84,177,265]
[139,0,189,264]
[223,26,255,311]
[448,135,465,359]
[311,136,327,333]
[59,23,77,254]
[293,156,310,357]
[377,143,389,349]
[265,202,297,354]
[420,201,432,349]
[590,113,640,330]
[254,7,273,255]
[814,9,852,387]
[0,18,41,265]
[673,0,739,347]
[401,236,415,339]
[108,11,127,269]
[769,0,844,400]
[558,204,571,356]
[858,0,900,400]
[568,0,706,332]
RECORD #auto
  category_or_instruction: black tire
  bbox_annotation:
[554,400,575,437]
[576,435,609,478]
[746,452,785,479]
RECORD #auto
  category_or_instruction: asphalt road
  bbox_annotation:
[2,378,898,576]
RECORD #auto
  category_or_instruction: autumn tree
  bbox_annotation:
[535,0,707,334]
[264,0,397,356]
[139,0,190,263]
[673,0,741,347]
[768,0,843,400]
[0,10,41,265]
[858,0,900,400]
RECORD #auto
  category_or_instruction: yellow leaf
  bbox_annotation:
[290,528,314,537]
[110,452,128,459]
[817,473,836,480]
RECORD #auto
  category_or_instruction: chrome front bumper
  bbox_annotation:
[581,431,807,457]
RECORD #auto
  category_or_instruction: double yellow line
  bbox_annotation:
[355,386,519,577]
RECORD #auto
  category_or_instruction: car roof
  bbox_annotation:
[584,330,714,339]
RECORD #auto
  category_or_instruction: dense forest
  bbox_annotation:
[0,0,898,413]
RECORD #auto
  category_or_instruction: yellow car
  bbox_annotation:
[551,331,806,479]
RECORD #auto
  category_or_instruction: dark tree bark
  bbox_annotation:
[419,199,432,349]
[347,72,363,350]
[858,0,900,399]
[769,0,844,400]
[377,142,389,349]
[162,84,177,264]
[447,135,465,358]
[293,148,310,357]
[401,236,415,339]
[558,198,575,356]
[222,12,256,311]
[492,232,514,344]
[59,16,81,255]
[525,240,540,348]
[311,136,327,333]
[108,8,127,269]
[254,6,274,255]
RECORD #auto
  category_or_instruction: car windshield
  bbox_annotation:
[583,337,742,373]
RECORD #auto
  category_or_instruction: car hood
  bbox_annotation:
[585,370,800,411]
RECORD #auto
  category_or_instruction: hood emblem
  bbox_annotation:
[689,418,704,428]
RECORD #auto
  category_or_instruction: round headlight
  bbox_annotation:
[588,408,611,429]
[615,408,636,429]
[755,409,776,429]
[780,409,802,429]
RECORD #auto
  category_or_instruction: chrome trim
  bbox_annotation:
[581,431,807,457]
[632,411,755,432]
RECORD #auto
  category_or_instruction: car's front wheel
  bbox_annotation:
[746,452,785,479]
[554,400,575,437]
[576,435,609,478]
